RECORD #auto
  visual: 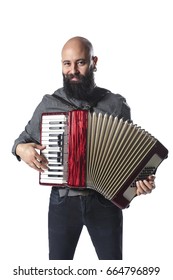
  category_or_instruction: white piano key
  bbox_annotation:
[39,178,67,184]
[41,148,62,153]
[47,165,64,170]
[42,114,67,121]
[42,170,64,176]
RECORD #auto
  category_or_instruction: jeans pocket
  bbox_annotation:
[50,188,68,206]
[96,193,115,208]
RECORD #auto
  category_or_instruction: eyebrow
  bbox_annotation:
[62,58,87,63]
[62,60,70,64]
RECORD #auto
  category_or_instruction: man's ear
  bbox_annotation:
[92,56,98,71]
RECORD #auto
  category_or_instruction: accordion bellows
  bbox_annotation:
[39,110,168,208]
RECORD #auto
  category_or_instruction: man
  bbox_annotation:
[12,36,155,260]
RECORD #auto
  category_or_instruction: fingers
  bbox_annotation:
[17,143,48,172]
[147,174,155,182]
[136,179,156,196]
[33,144,46,151]
[29,162,43,172]
[34,151,48,164]
[30,152,48,172]
[31,145,48,171]
[28,156,48,172]
[136,173,156,196]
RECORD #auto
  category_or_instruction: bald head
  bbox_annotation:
[62,36,94,59]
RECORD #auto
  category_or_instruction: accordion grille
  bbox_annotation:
[86,112,157,200]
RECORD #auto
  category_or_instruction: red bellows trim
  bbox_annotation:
[68,110,88,187]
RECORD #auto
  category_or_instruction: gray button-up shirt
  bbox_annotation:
[12,86,131,160]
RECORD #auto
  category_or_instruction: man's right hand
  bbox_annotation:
[16,143,48,172]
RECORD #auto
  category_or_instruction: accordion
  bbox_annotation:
[39,110,168,209]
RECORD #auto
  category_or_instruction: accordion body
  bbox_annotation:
[39,110,168,209]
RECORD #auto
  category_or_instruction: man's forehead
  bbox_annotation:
[62,46,89,61]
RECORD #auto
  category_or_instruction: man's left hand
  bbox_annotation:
[136,175,156,195]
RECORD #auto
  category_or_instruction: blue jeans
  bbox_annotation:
[48,187,123,260]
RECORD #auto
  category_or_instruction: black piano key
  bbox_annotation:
[48,151,62,154]
[48,168,63,172]
[48,175,63,178]
[48,164,62,167]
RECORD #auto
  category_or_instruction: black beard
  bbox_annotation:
[63,68,95,102]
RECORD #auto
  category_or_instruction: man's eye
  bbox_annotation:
[63,62,71,67]
[77,60,85,66]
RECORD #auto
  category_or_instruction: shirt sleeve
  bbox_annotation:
[95,91,131,121]
[11,98,46,160]
[119,100,131,121]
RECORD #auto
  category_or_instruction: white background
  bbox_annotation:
[0,0,172,279]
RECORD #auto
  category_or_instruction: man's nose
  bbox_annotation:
[70,63,80,74]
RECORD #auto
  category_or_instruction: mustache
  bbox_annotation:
[65,73,83,80]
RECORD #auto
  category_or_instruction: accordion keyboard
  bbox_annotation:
[40,113,68,185]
